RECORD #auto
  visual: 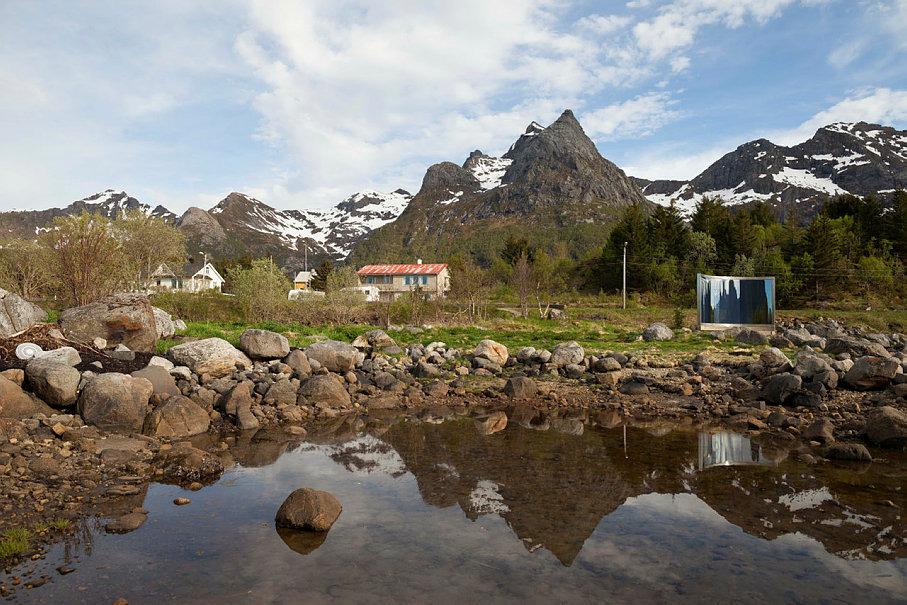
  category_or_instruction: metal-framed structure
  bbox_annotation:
[696,274,776,332]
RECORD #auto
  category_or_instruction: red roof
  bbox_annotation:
[357,263,448,276]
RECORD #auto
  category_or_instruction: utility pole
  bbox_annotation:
[304,243,308,272]
[622,241,628,310]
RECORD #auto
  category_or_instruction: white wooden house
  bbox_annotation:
[145,257,225,294]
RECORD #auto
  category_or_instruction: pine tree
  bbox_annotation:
[807,215,842,299]
[885,190,907,262]
[311,259,333,291]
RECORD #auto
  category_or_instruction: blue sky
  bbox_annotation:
[2,0,906,213]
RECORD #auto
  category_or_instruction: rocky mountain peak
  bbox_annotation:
[177,207,226,248]
[419,162,480,196]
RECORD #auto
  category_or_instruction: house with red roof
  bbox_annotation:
[356,260,450,302]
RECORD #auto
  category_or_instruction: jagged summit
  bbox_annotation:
[637,120,907,218]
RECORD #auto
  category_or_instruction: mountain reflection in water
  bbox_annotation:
[10,412,907,604]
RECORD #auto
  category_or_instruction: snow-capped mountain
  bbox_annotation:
[0,189,177,237]
[636,121,907,217]
[351,110,647,262]
[177,189,412,265]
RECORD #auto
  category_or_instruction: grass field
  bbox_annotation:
[156,304,907,357]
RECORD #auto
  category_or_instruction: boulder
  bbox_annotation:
[239,329,290,360]
[131,365,180,400]
[642,322,673,341]
[283,350,312,377]
[504,376,538,399]
[298,375,351,409]
[153,307,176,339]
[78,373,154,432]
[759,348,789,367]
[474,339,508,366]
[802,418,835,444]
[304,340,359,373]
[0,288,46,337]
[413,361,441,378]
[549,341,584,368]
[275,488,342,532]
[264,380,298,406]
[863,406,907,447]
[167,338,251,378]
[148,356,175,371]
[59,293,158,352]
[593,357,622,372]
[475,411,508,436]
[844,356,900,390]
[0,375,55,418]
[25,358,81,406]
[142,396,210,437]
[760,372,801,405]
[825,337,890,358]
[219,382,260,430]
[351,329,397,351]
[515,347,536,363]
[824,443,872,462]
[37,346,81,366]
[735,328,769,346]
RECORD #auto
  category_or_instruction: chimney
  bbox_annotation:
[416,258,423,265]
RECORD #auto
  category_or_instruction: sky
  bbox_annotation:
[2,0,906,213]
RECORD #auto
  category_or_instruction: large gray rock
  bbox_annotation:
[735,328,769,346]
[283,350,312,377]
[78,373,154,432]
[142,396,210,437]
[504,376,537,399]
[298,375,351,409]
[844,356,900,390]
[642,322,673,341]
[168,338,251,378]
[25,358,81,407]
[825,337,890,358]
[153,307,176,339]
[824,443,872,461]
[864,406,907,447]
[759,348,789,367]
[0,375,54,418]
[351,329,397,351]
[549,341,584,368]
[37,346,81,366]
[59,293,158,352]
[761,372,802,405]
[0,288,46,337]
[304,340,359,373]
[474,339,508,365]
[802,418,835,444]
[131,365,180,400]
[275,488,342,532]
[219,382,259,430]
[239,329,290,360]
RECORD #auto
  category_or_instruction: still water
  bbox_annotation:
[8,411,907,603]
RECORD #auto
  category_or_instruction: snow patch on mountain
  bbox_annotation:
[468,156,512,190]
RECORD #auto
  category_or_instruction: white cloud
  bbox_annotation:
[632,0,803,60]
[768,87,907,145]
[827,41,865,69]
[623,142,731,180]
[582,92,682,140]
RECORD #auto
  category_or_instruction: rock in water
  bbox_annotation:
[59,293,158,352]
[143,396,210,437]
[275,488,342,532]
[824,443,872,461]
[219,382,260,430]
[642,323,673,341]
[474,339,508,365]
[304,340,359,373]
[239,329,290,360]
[298,375,351,409]
[0,288,47,337]
[78,373,154,432]
[167,338,251,378]
[475,411,508,435]
[504,376,537,399]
